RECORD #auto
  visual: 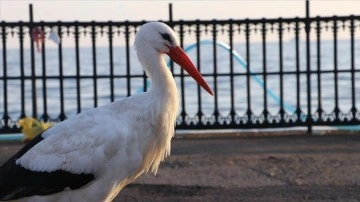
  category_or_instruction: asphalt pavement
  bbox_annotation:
[1,134,360,201]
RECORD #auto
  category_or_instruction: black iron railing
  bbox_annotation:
[0,2,360,134]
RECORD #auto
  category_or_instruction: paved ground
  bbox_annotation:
[1,134,360,201]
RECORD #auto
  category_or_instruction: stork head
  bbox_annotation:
[135,22,213,96]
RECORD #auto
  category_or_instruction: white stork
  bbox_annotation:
[0,22,213,202]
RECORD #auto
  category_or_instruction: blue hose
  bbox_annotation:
[188,40,297,113]
[0,134,24,141]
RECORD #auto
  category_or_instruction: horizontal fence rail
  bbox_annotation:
[0,6,360,134]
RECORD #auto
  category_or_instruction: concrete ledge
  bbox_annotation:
[174,128,360,139]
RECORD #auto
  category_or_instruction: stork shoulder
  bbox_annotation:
[16,105,131,174]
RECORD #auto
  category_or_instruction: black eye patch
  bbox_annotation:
[160,33,172,43]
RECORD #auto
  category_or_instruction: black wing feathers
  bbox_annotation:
[0,132,95,201]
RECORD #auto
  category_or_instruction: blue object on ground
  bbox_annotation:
[0,134,23,141]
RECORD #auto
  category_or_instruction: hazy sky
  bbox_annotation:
[1,1,360,22]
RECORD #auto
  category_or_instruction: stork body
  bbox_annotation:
[0,22,212,202]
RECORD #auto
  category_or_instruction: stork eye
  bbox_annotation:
[160,33,172,43]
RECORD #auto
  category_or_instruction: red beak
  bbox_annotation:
[166,46,214,96]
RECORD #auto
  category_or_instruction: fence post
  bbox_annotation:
[169,3,173,22]
[1,19,10,130]
[168,3,175,73]
[305,0,312,134]
[29,4,38,118]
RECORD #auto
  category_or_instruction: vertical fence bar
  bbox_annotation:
[57,24,66,120]
[261,19,269,124]
[19,23,26,118]
[29,4,38,118]
[125,22,131,97]
[142,69,147,92]
[74,23,81,113]
[168,3,173,22]
[245,20,252,123]
[1,24,9,129]
[305,0,312,133]
[349,16,356,122]
[178,22,186,125]
[168,5,175,75]
[141,24,148,92]
[278,20,284,121]
[168,3,175,92]
[294,19,302,122]
[91,22,98,107]
[228,20,236,124]
[40,24,48,122]
[332,19,339,121]
[315,17,323,122]
[212,20,219,124]
[195,22,203,125]
[108,23,115,102]
[141,21,147,92]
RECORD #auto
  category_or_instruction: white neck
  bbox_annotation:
[135,46,179,174]
[136,46,178,98]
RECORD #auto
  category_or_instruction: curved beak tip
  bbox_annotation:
[208,89,214,96]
